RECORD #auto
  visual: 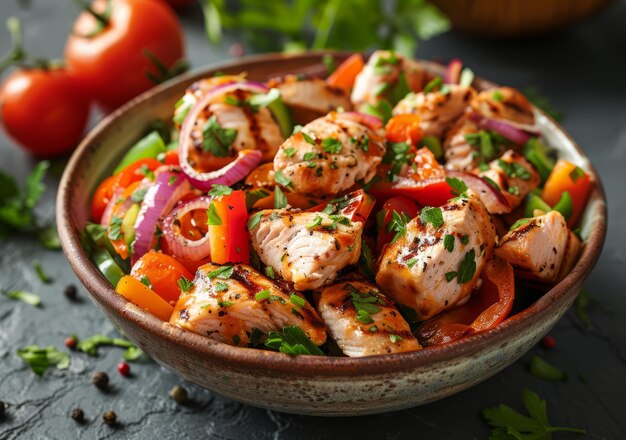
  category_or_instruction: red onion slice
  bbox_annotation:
[444,58,463,84]
[161,196,212,264]
[469,112,539,145]
[335,111,383,130]
[178,81,269,191]
[131,170,191,265]
[446,170,511,214]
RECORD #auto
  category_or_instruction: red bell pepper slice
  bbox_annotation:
[417,258,515,346]
[208,190,250,265]
[309,189,376,224]
[369,177,454,208]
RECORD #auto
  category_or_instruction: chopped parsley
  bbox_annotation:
[245,188,270,209]
[387,210,412,243]
[359,239,376,281]
[247,212,263,230]
[218,300,233,308]
[75,334,138,359]
[131,187,148,203]
[457,249,476,284]
[202,115,238,157]
[33,260,52,284]
[347,283,382,327]
[138,164,155,181]
[508,185,520,196]
[108,216,124,241]
[498,160,531,180]
[265,265,275,279]
[303,151,317,161]
[208,184,233,197]
[206,202,222,226]
[321,137,342,154]
[423,76,443,94]
[16,345,70,376]
[445,271,457,282]
[140,275,151,287]
[215,282,229,292]
[274,169,293,189]
[389,334,403,343]
[306,214,324,230]
[383,141,414,181]
[255,289,271,301]
[301,130,317,146]
[529,355,567,381]
[356,310,374,324]
[446,177,468,200]
[483,176,501,191]
[249,328,264,346]
[443,234,454,252]
[460,234,469,245]
[464,131,499,161]
[284,147,297,157]
[265,325,324,356]
[274,186,288,209]
[419,206,444,228]
[406,257,419,268]
[491,89,504,102]
[290,294,305,308]
[569,166,585,182]
[178,276,194,293]
[207,265,234,279]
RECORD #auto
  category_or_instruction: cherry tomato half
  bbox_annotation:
[0,68,90,156]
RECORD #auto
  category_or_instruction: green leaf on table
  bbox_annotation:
[37,223,61,250]
[76,334,136,357]
[3,290,41,307]
[17,345,69,376]
[529,355,567,381]
[482,389,585,439]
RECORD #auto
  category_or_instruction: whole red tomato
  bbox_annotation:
[0,68,90,156]
[65,0,185,111]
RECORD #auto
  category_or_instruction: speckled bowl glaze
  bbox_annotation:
[57,52,607,416]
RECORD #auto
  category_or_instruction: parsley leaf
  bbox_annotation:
[274,186,288,209]
[445,271,457,282]
[387,210,412,243]
[284,147,297,157]
[208,184,233,197]
[419,206,443,228]
[108,216,124,241]
[321,137,342,154]
[498,160,531,180]
[131,187,148,203]
[202,115,238,157]
[457,249,476,284]
[359,239,375,281]
[178,276,194,293]
[482,389,585,439]
[443,234,454,252]
[207,264,234,279]
[446,177,468,199]
[17,345,70,376]
[247,212,263,230]
[206,202,222,226]
[265,325,324,356]
[255,290,271,301]
[274,169,293,189]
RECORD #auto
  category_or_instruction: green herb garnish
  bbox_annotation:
[529,355,567,381]
[33,260,52,284]
[208,184,233,197]
[206,202,222,226]
[321,137,342,154]
[265,325,324,356]
[202,115,238,157]
[178,276,194,293]
[457,249,476,284]
[419,206,444,228]
[498,160,531,180]
[274,169,293,189]
[108,216,124,241]
[17,345,69,376]
[290,294,305,308]
[3,290,41,307]
[274,186,288,209]
[443,234,454,252]
[247,212,263,230]
[255,289,271,301]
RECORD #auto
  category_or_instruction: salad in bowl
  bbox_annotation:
[80,51,593,359]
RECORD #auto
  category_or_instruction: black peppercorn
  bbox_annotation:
[91,371,109,390]
[70,408,84,423]
[169,385,188,403]
[64,284,78,301]
[102,410,117,426]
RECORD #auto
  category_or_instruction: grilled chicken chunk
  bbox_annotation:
[318,281,420,357]
[392,85,476,137]
[471,86,535,126]
[376,195,497,320]
[478,150,540,210]
[185,88,285,169]
[267,75,352,124]
[273,112,386,196]
[170,263,327,346]
[495,211,572,283]
[249,210,362,291]
[443,115,482,171]
[351,50,426,107]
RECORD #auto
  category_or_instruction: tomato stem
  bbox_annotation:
[0,17,26,74]
[143,49,189,85]
[73,0,110,26]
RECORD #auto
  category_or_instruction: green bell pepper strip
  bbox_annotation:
[113,131,167,175]
[83,222,130,273]
[92,247,125,287]
[122,203,140,249]
[523,138,554,183]
[524,192,552,218]
[552,191,573,221]
[420,135,444,160]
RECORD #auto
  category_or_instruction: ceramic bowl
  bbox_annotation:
[57,52,607,416]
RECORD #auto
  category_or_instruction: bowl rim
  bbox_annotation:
[57,50,607,377]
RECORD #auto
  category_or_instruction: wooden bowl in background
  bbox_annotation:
[432,0,615,38]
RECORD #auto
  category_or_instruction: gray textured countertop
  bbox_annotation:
[1,1,625,439]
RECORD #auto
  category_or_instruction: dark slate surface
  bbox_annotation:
[1,2,625,439]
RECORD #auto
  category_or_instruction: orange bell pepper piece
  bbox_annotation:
[326,53,365,91]
[116,275,174,321]
[385,114,424,145]
[542,159,592,227]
